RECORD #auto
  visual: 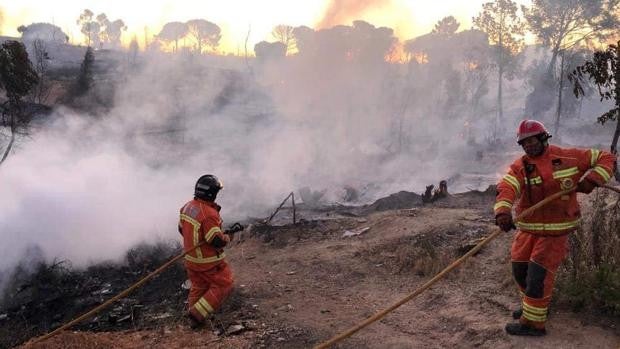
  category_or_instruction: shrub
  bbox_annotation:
[557,190,620,315]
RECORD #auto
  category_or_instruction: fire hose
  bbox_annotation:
[31,240,210,344]
[32,222,245,345]
[313,187,588,349]
[32,185,618,345]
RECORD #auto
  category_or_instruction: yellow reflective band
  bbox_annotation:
[523,311,547,322]
[515,220,580,231]
[593,166,611,182]
[503,174,521,195]
[180,214,200,227]
[526,176,542,185]
[522,303,547,322]
[590,149,601,167]
[494,201,513,211]
[194,301,209,317]
[198,297,214,313]
[523,303,547,315]
[205,226,223,243]
[184,252,226,264]
[181,214,204,259]
[552,167,579,179]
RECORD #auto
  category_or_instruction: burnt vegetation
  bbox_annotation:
[0,240,187,348]
[1,1,620,347]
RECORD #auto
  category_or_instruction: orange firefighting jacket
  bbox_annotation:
[495,145,615,236]
[179,199,230,271]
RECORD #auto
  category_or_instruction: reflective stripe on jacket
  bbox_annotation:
[495,145,616,236]
[179,199,230,271]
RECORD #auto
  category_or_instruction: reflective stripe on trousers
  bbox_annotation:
[187,262,234,321]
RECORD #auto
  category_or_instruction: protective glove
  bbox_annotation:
[225,222,245,236]
[495,213,515,232]
[577,179,597,194]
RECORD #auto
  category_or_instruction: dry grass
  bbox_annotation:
[394,237,455,277]
[557,190,620,316]
[123,239,181,271]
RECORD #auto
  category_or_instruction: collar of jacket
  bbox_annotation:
[196,198,221,212]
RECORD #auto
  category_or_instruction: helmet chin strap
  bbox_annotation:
[195,190,218,201]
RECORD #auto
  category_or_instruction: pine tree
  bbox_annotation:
[74,46,94,96]
[0,41,39,165]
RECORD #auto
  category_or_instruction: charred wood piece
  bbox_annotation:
[422,180,448,203]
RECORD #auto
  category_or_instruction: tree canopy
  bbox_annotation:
[17,23,69,44]
[0,40,39,166]
[0,41,39,103]
[186,19,221,53]
[156,22,189,52]
[271,25,295,55]
[432,16,460,36]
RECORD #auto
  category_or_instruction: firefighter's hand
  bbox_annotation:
[495,214,515,232]
[577,179,597,194]
[225,222,245,235]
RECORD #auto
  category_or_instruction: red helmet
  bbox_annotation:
[517,119,550,143]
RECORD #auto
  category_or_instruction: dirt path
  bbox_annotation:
[230,207,619,348]
[22,204,620,348]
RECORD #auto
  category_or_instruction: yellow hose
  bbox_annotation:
[313,188,575,349]
[32,241,208,344]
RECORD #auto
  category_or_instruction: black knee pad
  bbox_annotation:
[512,262,528,289]
[525,262,546,298]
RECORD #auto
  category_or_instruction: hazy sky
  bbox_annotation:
[1,0,531,53]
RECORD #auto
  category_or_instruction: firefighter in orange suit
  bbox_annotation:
[178,174,244,328]
[495,120,616,336]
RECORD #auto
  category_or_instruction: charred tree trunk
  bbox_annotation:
[611,114,620,182]
[590,193,604,267]
[547,49,559,77]
[397,115,403,153]
[498,62,503,129]
[613,112,620,156]
[554,50,565,138]
[496,36,503,141]
[613,43,620,180]
[0,124,16,166]
[613,45,620,154]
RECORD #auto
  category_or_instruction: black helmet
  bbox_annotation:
[194,174,223,201]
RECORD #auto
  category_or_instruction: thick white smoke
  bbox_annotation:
[0,21,614,277]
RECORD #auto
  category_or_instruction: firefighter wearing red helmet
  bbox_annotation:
[495,120,616,336]
[178,174,245,329]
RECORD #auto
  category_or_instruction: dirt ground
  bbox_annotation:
[19,192,620,349]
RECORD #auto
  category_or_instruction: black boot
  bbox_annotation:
[505,322,546,336]
[187,314,205,330]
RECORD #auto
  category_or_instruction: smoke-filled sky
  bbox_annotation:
[1,0,614,279]
[0,29,513,272]
[1,0,531,53]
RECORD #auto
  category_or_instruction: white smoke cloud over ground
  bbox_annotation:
[0,55,494,275]
[0,111,191,267]
[2,22,614,279]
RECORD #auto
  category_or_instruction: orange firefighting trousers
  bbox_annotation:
[511,230,569,329]
[187,261,234,322]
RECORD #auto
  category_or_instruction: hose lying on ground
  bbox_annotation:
[31,240,209,344]
[313,188,577,349]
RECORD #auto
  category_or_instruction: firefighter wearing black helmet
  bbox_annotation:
[178,174,244,329]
